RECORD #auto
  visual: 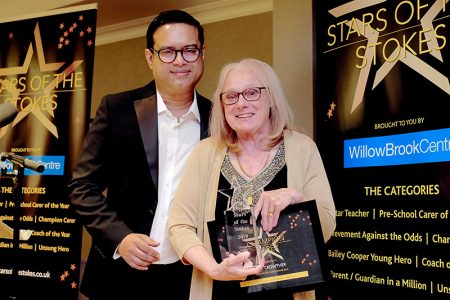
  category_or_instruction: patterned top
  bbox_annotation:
[220,141,286,211]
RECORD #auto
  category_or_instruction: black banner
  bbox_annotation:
[0,4,96,299]
[314,0,450,298]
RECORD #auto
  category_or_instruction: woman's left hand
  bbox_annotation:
[253,188,305,232]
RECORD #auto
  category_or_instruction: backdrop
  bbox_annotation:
[314,0,450,298]
[0,4,96,299]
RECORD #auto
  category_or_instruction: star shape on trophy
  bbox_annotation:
[243,227,288,260]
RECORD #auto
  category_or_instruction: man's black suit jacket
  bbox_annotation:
[68,80,211,297]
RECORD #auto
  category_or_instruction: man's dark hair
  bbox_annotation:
[146,10,204,49]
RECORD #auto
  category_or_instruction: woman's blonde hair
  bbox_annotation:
[209,58,293,151]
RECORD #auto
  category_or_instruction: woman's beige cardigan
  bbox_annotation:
[169,130,336,300]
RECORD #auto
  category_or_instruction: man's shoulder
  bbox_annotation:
[103,81,156,102]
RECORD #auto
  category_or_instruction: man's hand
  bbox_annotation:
[118,233,161,270]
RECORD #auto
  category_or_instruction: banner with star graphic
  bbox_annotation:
[0,4,96,299]
[314,0,450,298]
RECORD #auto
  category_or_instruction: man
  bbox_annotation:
[68,10,211,299]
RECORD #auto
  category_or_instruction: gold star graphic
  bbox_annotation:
[327,109,333,119]
[372,0,450,95]
[0,23,83,139]
[327,101,336,119]
[329,0,450,113]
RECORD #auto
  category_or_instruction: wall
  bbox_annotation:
[90,12,273,117]
[91,2,314,132]
[273,0,314,137]
[197,12,273,99]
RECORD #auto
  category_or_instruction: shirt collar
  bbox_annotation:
[156,90,201,122]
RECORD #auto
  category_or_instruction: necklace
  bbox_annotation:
[235,148,271,178]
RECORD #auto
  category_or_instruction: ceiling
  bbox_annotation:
[68,0,218,27]
[0,0,214,26]
[0,0,272,45]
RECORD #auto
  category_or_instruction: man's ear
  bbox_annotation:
[145,48,154,68]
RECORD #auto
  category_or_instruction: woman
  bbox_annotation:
[168,58,336,300]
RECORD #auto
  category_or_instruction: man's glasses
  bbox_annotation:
[220,87,266,105]
[150,47,202,63]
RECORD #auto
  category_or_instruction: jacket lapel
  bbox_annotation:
[133,87,211,190]
[197,94,212,140]
[134,94,158,190]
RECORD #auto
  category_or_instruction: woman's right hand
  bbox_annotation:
[210,251,265,281]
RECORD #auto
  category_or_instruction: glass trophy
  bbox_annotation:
[224,208,261,266]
